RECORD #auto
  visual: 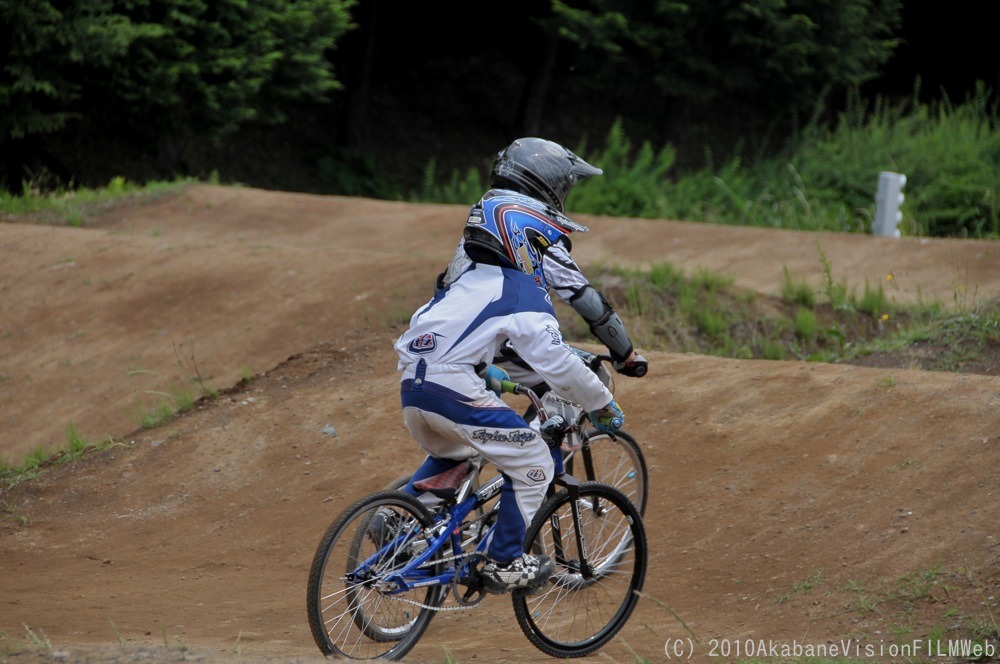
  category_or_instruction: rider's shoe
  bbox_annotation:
[482,553,556,593]
[367,507,403,548]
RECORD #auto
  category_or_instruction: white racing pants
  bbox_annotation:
[399,359,554,564]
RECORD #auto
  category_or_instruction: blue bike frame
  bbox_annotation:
[352,472,506,595]
[352,416,572,596]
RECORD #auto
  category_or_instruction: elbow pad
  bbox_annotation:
[569,285,634,362]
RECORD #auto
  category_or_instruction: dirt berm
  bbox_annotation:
[1,185,998,663]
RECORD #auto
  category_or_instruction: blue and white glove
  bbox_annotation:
[484,365,510,397]
[588,400,625,433]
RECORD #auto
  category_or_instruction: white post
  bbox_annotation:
[874,171,906,237]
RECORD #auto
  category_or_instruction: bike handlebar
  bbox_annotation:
[499,378,524,397]
[499,373,623,432]
[589,351,648,378]
[588,353,614,369]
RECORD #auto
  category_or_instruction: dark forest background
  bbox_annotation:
[2,0,998,198]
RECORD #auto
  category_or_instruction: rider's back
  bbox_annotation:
[396,262,611,413]
[396,262,552,370]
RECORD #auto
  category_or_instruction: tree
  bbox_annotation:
[0,0,164,183]
[0,0,157,141]
[1,0,356,188]
[540,0,903,162]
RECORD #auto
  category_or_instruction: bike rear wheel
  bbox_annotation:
[512,481,647,658]
[565,429,648,515]
[385,469,495,553]
[306,490,445,660]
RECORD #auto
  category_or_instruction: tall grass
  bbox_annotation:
[413,85,1000,239]
[570,257,999,372]
[0,175,197,226]
[793,82,1000,237]
[0,424,118,492]
[5,87,997,239]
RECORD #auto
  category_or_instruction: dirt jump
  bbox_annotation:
[1,184,998,663]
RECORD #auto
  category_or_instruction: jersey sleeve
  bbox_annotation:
[542,241,589,303]
[502,287,613,412]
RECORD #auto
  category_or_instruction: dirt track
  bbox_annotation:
[1,185,999,663]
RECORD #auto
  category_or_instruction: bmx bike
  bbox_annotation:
[306,372,648,660]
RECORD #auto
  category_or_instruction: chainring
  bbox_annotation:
[451,552,489,607]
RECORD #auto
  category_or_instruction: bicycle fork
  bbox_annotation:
[548,473,595,579]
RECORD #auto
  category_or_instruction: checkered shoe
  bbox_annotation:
[482,553,556,593]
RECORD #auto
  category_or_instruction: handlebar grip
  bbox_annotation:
[598,415,624,430]
[500,379,519,394]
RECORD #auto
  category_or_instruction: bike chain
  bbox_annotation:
[379,512,493,613]
[378,550,484,613]
[384,592,479,613]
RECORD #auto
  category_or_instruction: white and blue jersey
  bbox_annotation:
[396,262,611,412]
[394,263,613,564]
[439,189,598,388]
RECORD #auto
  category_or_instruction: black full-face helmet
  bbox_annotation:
[489,137,603,212]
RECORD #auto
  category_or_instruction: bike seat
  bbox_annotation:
[412,460,474,501]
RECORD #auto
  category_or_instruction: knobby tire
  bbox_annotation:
[566,429,648,516]
[306,490,444,661]
[512,482,647,658]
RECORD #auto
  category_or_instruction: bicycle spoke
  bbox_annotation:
[574,432,647,515]
[306,491,445,660]
[308,354,649,660]
[512,482,647,658]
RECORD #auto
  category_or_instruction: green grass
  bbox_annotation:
[895,565,949,606]
[0,424,123,493]
[0,175,195,227]
[777,570,825,604]
[636,585,997,664]
[0,423,124,528]
[0,349,235,489]
[781,266,815,308]
[7,86,998,238]
[126,348,221,430]
[412,89,1000,239]
[132,398,179,429]
[564,254,999,373]
[876,374,897,389]
[794,308,818,340]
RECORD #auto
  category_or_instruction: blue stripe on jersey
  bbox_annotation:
[489,474,527,564]
[445,267,554,354]
[511,268,556,314]
[413,276,452,320]
[400,378,473,402]
[401,387,528,429]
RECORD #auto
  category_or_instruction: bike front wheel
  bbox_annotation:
[306,490,445,661]
[565,429,648,515]
[512,481,647,658]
